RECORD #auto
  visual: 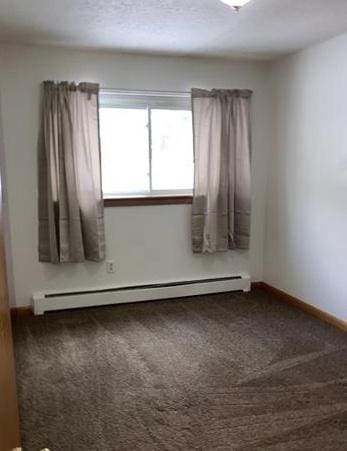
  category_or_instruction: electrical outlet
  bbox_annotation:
[106,260,115,273]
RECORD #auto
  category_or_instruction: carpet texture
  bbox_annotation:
[13,288,347,451]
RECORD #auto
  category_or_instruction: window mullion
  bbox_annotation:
[147,105,153,194]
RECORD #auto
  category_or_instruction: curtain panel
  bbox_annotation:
[38,81,105,263]
[191,88,252,254]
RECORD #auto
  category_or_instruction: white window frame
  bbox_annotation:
[99,89,193,199]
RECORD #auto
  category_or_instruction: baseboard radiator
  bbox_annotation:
[32,274,251,315]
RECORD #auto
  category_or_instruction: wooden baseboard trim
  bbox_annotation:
[253,282,346,332]
[10,306,33,317]
[250,281,264,290]
[9,284,347,332]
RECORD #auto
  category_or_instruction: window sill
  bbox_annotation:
[104,195,193,207]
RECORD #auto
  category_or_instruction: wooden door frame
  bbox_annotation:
[0,93,21,451]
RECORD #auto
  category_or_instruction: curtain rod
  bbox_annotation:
[100,88,191,98]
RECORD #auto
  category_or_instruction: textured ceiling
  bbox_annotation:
[0,0,347,59]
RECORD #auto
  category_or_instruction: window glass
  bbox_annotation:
[99,92,194,197]
[100,107,149,196]
[151,109,194,191]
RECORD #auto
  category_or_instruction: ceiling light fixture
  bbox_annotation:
[220,0,252,12]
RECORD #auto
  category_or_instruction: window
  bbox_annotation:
[99,90,194,202]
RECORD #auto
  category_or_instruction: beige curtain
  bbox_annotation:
[191,88,252,254]
[38,81,105,263]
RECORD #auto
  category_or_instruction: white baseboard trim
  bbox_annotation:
[32,274,251,315]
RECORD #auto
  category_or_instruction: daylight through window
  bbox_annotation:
[99,90,194,198]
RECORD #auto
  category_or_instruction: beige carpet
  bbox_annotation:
[13,288,347,450]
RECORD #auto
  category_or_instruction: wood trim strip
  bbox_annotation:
[11,282,346,332]
[10,306,33,318]
[104,196,193,207]
[254,282,347,332]
[250,281,264,290]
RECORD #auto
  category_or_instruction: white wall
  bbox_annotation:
[0,44,271,307]
[264,33,347,320]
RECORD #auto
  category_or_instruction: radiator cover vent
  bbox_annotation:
[33,274,251,315]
